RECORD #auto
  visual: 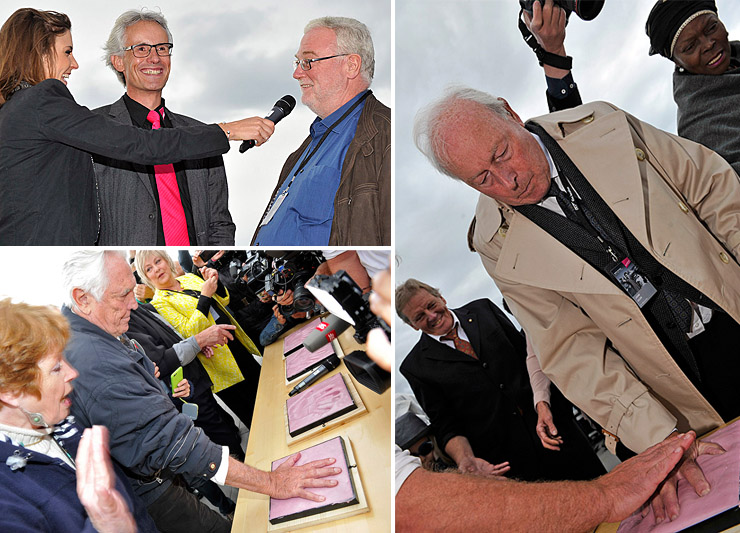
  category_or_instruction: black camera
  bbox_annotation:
[235,251,324,315]
[234,251,271,295]
[304,270,391,394]
[196,250,242,272]
[305,270,390,345]
[265,251,324,315]
[519,0,604,21]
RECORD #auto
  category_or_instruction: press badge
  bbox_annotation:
[259,190,288,227]
[609,257,657,308]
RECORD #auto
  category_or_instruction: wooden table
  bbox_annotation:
[231,322,391,533]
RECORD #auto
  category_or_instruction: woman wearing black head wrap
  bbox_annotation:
[646,0,740,174]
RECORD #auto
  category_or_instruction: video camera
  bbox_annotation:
[234,251,324,315]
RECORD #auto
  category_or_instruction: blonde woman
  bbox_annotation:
[135,250,261,428]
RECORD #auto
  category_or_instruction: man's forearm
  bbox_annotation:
[397,468,609,533]
[444,435,475,466]
[224,457,273,495]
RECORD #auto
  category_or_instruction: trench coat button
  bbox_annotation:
[719,252,730,264]
[581,115,594,124]
[635,148,646,161]
[482,362,488,369]
[148,214,155,220]
[498,226,507,238]
[678,201,689,213]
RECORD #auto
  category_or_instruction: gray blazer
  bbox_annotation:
[92,97,236,245]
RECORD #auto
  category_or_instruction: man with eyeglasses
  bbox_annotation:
[252,16,391,246]
[92,9,273,245]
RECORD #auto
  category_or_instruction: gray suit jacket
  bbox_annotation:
[92,97,236,245]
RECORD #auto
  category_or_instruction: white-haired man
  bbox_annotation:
[412,86,740,522]
[61,251,340,533]
[253,16,390,246]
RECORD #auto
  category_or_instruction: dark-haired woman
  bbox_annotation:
[0,8,274,245]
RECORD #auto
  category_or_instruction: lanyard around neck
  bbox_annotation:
[284,90,371,191]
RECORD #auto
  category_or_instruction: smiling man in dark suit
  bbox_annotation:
[397,278,603,482]
[93,9,238,245]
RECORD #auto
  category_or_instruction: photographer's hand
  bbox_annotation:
[524,0,570,79]
[192,251,206,268]
[273,305,287,325]
[275,289,294,307]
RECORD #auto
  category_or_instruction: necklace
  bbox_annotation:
[19,435,45,447]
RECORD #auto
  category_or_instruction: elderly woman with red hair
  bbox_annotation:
[0,298,157,532]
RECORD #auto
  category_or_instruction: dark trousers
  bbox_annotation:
[194,392,245,460]
[688,310,740,422]
[499,388,606,482]
[186,475,236,517]
[147,480,230,533]
[215,341,261,429]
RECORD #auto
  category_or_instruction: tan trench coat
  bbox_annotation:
[470,101,740,453]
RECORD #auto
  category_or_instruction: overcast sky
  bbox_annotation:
[394,0,740,394]
[0,0,390,244]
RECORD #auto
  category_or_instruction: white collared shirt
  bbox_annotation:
[427,310,471,350]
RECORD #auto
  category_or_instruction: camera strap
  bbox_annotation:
[518,11,573,70]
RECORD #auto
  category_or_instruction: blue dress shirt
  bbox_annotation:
[254,90,368,245]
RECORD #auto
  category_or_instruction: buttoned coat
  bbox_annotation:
[470,101,740,453]
[93,97,236,245]
[400,300,535,472]
[400,299,604,481]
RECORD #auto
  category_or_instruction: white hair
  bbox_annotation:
[62,250,127,311]
[305,16,375,87]
[413,86,513,180]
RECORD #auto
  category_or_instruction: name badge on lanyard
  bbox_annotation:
[259,189,289,227]
[608,257,657,308]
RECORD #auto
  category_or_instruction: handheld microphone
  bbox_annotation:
[283,314,352,357]
[239,95,296,153]
[303,314,352,352]
[288,354,341,396]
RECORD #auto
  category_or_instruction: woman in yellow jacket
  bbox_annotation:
[135,250,261,428]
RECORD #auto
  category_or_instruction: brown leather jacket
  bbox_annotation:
[252,93,390,245]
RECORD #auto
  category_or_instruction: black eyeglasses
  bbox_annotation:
[124,42,174,58]
[293,53,348,71]
[411,439,434,457]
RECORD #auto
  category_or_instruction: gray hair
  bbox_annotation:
[103,9,173,86]
[413,86,513,180]
[62,251,127,311]
[395,279,443,326]
[305,17,375,87]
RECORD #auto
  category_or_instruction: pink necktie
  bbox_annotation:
[146,109,189,245]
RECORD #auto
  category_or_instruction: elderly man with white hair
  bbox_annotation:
[61,250,341,533]
[253,16,391,246]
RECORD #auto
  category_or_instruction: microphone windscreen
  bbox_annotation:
[303,314,352,352]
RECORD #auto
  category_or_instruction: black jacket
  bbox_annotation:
[0,79,228,245]
[400,298,604,481]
